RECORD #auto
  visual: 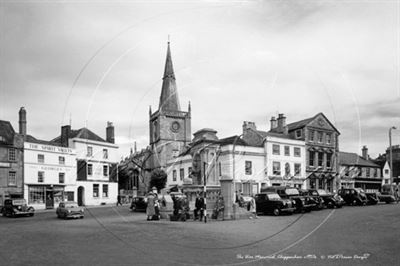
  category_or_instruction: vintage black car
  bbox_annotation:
[2,199,35,217]
[261,186,315,213]
[338,188,368,206]
[298,189,324,210]
[254,192,295,216]
[130,196,147,212]
[308,189,343,209]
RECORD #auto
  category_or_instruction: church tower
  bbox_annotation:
[149,41,191,168]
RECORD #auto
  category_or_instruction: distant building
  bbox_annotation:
[0,108,25,202]
[52,123,118,206]
[385,145,400,184]
[338,146,382,192]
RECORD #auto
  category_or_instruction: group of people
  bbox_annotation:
[146,190,161,221]
[236,190,257,217]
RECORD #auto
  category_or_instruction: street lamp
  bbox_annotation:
[389,126,397,186]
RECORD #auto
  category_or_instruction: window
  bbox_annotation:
[318,152,324,167]
[358,167,362,177]
[103,165,108,176]
[103,184,108,197]
[8,171,16,186]
[326,134,332,144]
[366,168,370,177]
[317,131,323,143]
[295,129,302,138]
[308,130,315,142]
[272,144,280,155]
[188,167,192,176]
[309,151,315,166]
[59,173,65,184]
[29,186,45,204]
[59,156,65,165]
[373,169,378,177]
[294,164,301,176]
[318,180,324,189]
[285,163,290,176]
[173,170,177,181]
[326,153,332,168]
[273,162,281,176]
[218,162,222,176]
[93,184,99,197]
[38,154,45,163]
[66,192,74,201]
[88,164,93,176]
[284,146,290,156]
[294,147,301,157]
[245,161,252,175]
[8,148,16,161]
[385,169,389,175]
[87,146,93,157]
[103,149,108,159]
[38,171,44,183]
[180,168,184,181]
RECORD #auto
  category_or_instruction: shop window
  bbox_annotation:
[294,164,301,176]
[87,146,93,157]
[103,149,108,159]
[38,171,44,183]
[284,146,290,156]
[272,144,280,155]
[88,164,93,176]
[173,170,177,181]
[245,161,252,175]
[93,184,99,198]
[103,184,108,197]
[8,148,16,161]
[273,162,281,176]
[8,171,16,186]
[38,154,45,163]
[103,165,108,176]
[294,147,301,157]
[180,168,184,181]
[29,186,45,204]
[59,173,65,184]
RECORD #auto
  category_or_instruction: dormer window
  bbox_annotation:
[295,129,302,138]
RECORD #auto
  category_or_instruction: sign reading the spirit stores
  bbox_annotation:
[25,143,74,154]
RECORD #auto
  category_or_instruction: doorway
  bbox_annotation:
[45,188,54,209]
[78,186,85,206]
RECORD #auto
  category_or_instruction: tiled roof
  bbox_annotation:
[0,120,15,144]
[218,135,249,146]
[339,151,379,168]
[52,127,106,144]
[287,117,314,131]
[25,135,55,145]
[265,130,295,140]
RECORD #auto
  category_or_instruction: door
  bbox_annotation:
[78,186,85,206]
[45,188,54,209]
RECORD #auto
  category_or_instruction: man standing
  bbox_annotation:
[116,195,122,206]
[194,192,205,221]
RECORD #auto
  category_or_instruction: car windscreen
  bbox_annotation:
[267,193,281,200]
[65,203,78,208]
[317,189,328,195]
[285,188,299,196]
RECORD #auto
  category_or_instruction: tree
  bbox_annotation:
[149,169,167,192]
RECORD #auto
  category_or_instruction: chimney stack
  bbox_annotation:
[18,107,27,135]
[277,113,287,133]
[242,121,257,135]
[106,122,115,144]
[61,125,71,147]
[270,116,277,131]
[362,145,368,160]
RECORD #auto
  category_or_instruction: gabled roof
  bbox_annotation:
[339,151,379,168]
[0,120,16,144]
[52,127,106,144]
[25,135,55,145]
[287,112,340,134]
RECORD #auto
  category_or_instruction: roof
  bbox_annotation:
[0,120,16,144]
[218,135,249,146]
[264,130,296,140]
[25,135,55,145]
[52,127,106,144]
[339,152,380,168]
[287,112,340,134]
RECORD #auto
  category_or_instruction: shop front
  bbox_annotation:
[27,185,65,209]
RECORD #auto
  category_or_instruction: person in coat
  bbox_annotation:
[194,192,205,221]
[146,192,156,221]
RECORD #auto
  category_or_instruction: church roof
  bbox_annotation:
[159,42,181,112]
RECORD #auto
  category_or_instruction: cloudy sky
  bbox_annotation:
[1,0,399,159]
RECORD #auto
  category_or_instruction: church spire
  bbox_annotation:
[159,40,181,112]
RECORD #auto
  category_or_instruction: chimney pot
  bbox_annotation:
[270,116,277,131]
[18,107,27,135]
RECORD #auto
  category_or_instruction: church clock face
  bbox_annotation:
[171,121,180,132]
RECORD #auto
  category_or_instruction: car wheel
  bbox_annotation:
[273,208,280,216]
[352,200,357,206]
[63,213,67,219]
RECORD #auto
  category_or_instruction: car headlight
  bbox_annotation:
[68,210,71,213]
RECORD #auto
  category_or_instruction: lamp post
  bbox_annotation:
[389,126,397,186]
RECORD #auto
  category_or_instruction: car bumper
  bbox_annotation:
[281,207,296,213]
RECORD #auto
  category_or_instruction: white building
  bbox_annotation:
[23,139,77,210]
[52,123,119,206]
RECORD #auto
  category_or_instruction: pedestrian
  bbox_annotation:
[194,192,205,221]
[238,192,244,208]
[216,195,225,221]
[249,196,257,219]
[116,195,122,206]
[146,192,156,221]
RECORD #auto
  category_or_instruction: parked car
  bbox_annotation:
[338,188,368,206]
[371,192,396,204]
[365,192,379,205]
[130,196,147,212]
[308,189,343,209]
[298,189,324,210]
[381,184,399,203]
[56,201,84,219]
[255,192,295,216]
[2,199,34,217]
[261,186,315,213]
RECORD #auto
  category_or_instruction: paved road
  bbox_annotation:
[0,203,399,266]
